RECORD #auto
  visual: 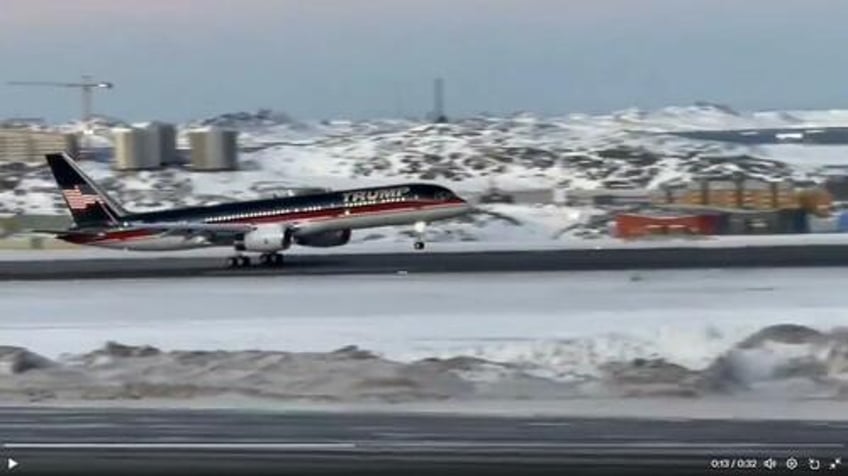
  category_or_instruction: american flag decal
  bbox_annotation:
[62,186,102,211]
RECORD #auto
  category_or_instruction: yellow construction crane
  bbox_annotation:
[7,75,114,135]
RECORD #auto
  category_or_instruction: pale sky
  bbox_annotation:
[1,0,847,122]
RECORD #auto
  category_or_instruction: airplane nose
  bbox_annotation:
[457,197,474,213]
[443,189,473,213]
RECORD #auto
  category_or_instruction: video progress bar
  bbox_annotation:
[3,442,844,450]
[2,443,357,450]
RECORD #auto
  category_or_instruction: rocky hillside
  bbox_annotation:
[2,105,845,241]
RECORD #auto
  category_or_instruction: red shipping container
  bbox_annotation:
[616,213,718,238]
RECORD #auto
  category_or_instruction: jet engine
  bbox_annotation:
[235,225,292,252]
[293,229,352,248]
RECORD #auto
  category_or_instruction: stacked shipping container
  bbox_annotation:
[653,178,815,211]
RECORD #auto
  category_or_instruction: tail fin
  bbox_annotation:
[45,153,127,226]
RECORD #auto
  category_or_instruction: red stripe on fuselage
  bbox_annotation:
[60,228,159,245]
[62,198,466,245]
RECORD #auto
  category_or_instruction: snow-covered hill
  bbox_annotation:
[3,104,848,242]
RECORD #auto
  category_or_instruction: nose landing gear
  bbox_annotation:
[413,221,427,251]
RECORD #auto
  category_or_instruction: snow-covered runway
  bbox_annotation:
[0,268,844,368]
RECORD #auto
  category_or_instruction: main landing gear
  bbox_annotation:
[227,253,284,268]
[259,252,285,266]
[413,221,427,251]
[227,255,251,268]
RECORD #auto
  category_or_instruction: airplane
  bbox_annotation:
[36,153,473,267]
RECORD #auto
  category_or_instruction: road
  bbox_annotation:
[5,245,848,281]
[671,126,848,145]
[0,407,842,475]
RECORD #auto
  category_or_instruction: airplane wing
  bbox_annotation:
[27,222,257,239]
[28,222,297,248]
[141,222,297,247]
[136,222,256,234]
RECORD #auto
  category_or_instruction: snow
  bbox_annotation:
[16,395,848,421]
[754,145,848,170]
[6,104,848,245]
[8,106,848,410]
[7,104,845,212]
[2,269,848,405]
[0,268,843,369]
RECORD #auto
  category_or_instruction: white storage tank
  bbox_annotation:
[113,127,160,170]
[134,121,178,166]
[188,127,238,171]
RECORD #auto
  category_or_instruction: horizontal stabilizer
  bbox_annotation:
[26,228,80,236]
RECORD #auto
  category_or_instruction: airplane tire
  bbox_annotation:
[227,257,239,268]
[414,241,425,251]
[239,256,251,267]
